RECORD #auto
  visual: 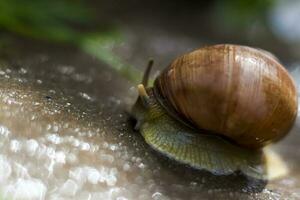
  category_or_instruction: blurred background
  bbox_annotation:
[0,0,300,199]
[1,0,300,79]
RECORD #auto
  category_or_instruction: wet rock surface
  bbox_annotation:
[0,35,299,200]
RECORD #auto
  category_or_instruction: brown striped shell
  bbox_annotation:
[154,44,298,149]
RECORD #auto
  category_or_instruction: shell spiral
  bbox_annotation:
[154,44,298,149]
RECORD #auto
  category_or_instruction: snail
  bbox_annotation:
[131,44,298,179]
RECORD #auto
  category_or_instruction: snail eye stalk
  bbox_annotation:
[142,59,154,87]
[137,84,150,108]
[138,84,150,108]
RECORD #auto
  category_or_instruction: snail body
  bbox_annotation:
[131,44,298,179]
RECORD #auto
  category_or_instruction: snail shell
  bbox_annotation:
[154,44,298,149]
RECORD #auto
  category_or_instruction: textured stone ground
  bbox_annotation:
[0,35,299,200]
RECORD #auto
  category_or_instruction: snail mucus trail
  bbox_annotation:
[131,44,298,180]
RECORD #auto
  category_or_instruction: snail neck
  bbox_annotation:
[132,86,195,131]
[131,87,166,130]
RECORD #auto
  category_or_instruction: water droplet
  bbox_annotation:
[152,192,163,200]
[25,139,39,156]
[123,163,131,171]
[0,156,12,183]
[59,179,79,197]
[4,178,46,200]
[10,140,21,153]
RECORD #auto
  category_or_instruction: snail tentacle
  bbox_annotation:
[137,84,150,108]
[142,59,154,87]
